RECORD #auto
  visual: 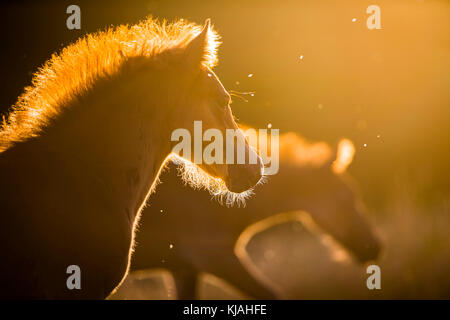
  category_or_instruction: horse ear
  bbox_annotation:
[184,19,212,68]
[331,139,355,174]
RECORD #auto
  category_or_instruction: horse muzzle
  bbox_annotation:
[225,159,263,193]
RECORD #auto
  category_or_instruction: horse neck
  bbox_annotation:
[40,68,174,221]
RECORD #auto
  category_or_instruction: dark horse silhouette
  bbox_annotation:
[0,18,262,299]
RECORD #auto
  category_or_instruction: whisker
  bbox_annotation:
[229,90,255,95]
[229,92,248,103]
[229,90,256,103]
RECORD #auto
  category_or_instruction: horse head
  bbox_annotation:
[166,20,263,195]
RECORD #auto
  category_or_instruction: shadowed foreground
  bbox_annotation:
[112,173,450,299]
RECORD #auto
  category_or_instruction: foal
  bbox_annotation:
[0,18,262,299]
[129,133,382,299]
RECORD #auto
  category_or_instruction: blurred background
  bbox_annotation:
[1,0,449,299]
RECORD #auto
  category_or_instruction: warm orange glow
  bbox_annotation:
[240,124,333,167]
[0,17,221,153]
[332,139,355,174]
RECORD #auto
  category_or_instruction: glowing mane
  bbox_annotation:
[0,17,220,152]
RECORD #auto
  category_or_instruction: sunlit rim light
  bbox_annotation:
[169,153,266,207]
